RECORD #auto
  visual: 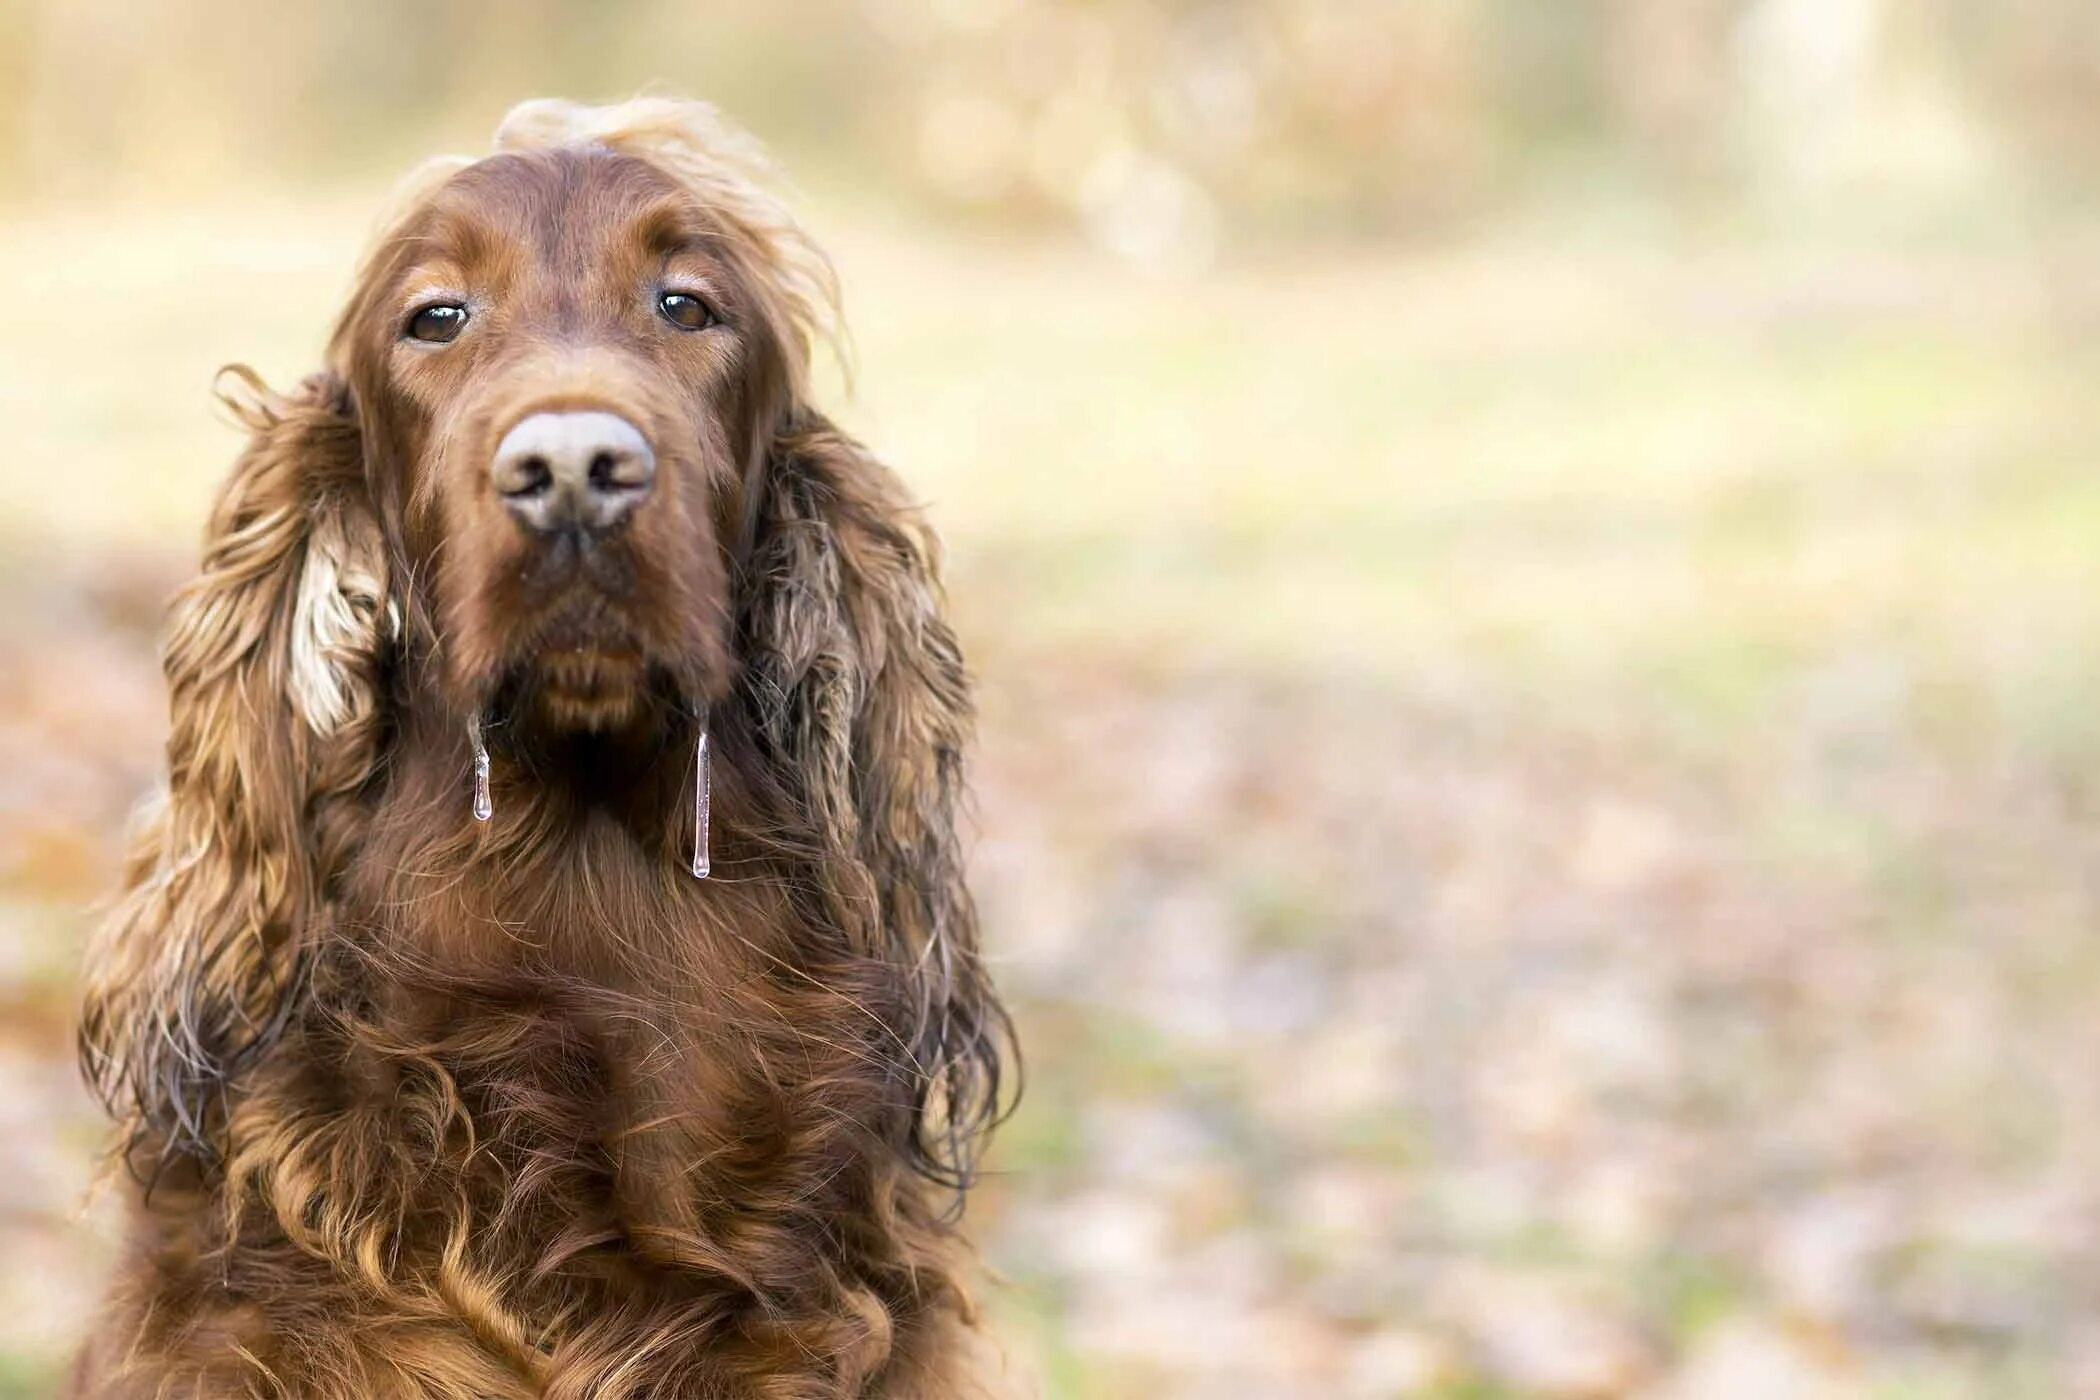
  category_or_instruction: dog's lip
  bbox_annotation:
[482,649,692,740]
[518,630,649,679]
[538,640,643,665]
[503,510,646,576]
[510,570,641,635]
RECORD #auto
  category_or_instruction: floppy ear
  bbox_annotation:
[79,368,390,1173]
[743,415,1012,1190]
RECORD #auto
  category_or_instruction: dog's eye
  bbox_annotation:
[405,303,469,344]
[658,291,714,331]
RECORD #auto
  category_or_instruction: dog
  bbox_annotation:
[70,97,1014,1398]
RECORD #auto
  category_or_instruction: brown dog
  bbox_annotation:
[71,98,1014,1398]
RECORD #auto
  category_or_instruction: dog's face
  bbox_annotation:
[337,148,791,735]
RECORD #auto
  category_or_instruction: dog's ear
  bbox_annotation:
[742,415,1012,1190]
[79,368,390,1173]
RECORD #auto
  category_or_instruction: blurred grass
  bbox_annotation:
[4,192,2100,1395]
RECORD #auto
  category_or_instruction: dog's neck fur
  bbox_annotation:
[358,689,730,971]
[91,702,977,1395]
[331,677,883,1215]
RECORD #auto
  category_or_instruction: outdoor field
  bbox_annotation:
[5,198,2099,1396]
[5,3,2100,1396]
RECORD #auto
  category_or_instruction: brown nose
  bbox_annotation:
[491,411,657,533]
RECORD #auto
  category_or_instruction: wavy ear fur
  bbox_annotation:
[79,369,389,1173]
[744,415,1013,1192]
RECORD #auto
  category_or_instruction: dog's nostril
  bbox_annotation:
[503,455,553,498]
[588,447,656,495]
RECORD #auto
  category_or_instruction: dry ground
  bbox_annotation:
[2,198,2098,1396]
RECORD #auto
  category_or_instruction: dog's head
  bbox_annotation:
[80,99,1009,1189]
[332,101,836,736]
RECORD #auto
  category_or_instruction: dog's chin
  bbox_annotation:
[461,574,730,742]
[476,583,687,736]
[525,646,654,733]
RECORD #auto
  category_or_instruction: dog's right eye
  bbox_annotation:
[405,303,469,344]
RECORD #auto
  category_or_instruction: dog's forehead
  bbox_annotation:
[429,148,694,270]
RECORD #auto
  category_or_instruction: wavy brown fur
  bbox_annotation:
[70,99,1015,1398]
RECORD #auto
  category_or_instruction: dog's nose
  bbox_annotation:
[491,411,657,533]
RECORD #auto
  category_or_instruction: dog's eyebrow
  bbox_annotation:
[636,194,753,260]
[405,196,513,270]
[647,221,744,310]
[397,270,470,304]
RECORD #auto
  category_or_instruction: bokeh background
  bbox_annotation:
[4,1,2100,1395]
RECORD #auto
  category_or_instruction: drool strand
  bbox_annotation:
[692,722,712,879]
[469,719,493,822]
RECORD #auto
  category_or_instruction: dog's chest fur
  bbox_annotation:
[85,842,968,1396]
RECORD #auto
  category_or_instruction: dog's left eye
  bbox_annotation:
[658,292,714,331]
[405,303,469,343]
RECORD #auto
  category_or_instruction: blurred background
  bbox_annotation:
[3,1,2100,1395]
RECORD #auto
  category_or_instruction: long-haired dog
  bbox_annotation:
[70,97,1014,1398]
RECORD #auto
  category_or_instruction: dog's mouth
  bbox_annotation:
[456,498,733,741]
[486,651,693,751]
[488,585,674,734]
[524,644,651,731]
